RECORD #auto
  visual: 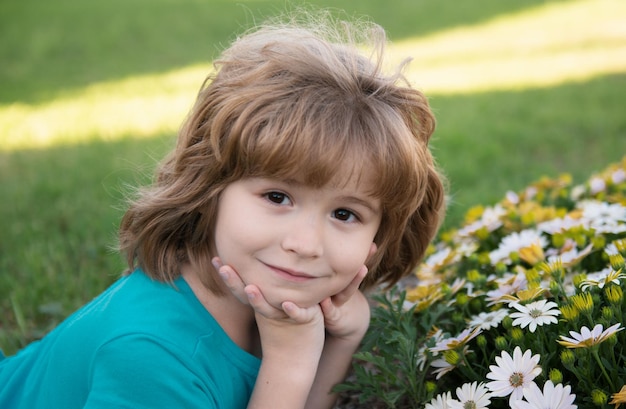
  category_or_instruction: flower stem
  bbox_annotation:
[591,348,615,391]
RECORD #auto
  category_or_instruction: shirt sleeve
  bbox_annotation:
[83,334,220,409]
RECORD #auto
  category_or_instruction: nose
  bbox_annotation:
[280,212,324,258]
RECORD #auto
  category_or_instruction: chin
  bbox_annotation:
[261,288,322,310]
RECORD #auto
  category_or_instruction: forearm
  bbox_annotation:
[304,335,363,409]
[248,348,321,409]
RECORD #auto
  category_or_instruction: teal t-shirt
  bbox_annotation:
[0,270,260,408]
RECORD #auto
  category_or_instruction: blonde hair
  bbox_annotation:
[119,15,445,293]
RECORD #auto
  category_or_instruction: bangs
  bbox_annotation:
[224,87,422,205]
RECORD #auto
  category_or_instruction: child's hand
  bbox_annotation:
[212,257,325,357]
[319,265,371,343]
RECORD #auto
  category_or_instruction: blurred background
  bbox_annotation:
[1,0,625,355]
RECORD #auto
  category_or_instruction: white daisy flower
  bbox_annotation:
[430,357,457,380]
[468,309,510,330]
[430,345,471,380]
[547,243,593,267]
[589,177,606,194]
[430,327,482,353]
[449,382,492,409]
[612,168,626,184]
[511,380,577,409]
[579,201,626,234]
[570,184,586,200]
[510,300,561,333]
[457,204,506,238]
[579,267,626,291]
[606,243,619,256]
[538,216,584,235]
[416,330,445,371]
[425,392,456,409]
[524,186,538,201]
[557,323,624,348]
[486,272,528,306]
[506,190,520,204]
[486,347,542,404]
[489,230,548,265]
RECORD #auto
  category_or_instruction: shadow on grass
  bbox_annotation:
[0,0,565,104]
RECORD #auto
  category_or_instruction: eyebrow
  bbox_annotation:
[338,195,381,214]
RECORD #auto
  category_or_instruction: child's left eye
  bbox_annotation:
[264,191,291,205]
[333,208,358,222]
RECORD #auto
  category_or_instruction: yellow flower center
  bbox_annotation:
[509,372,524,387]
[464,401,477,409]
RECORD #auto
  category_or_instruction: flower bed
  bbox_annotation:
[337,157,626,409]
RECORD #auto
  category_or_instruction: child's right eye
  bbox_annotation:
[264,191,290,205]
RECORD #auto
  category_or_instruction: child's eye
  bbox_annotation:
[333,208,358,223]
[264,191,291,205]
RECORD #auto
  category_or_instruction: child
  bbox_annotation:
[0,13,445,409]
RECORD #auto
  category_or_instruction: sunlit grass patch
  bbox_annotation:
[0,0,623,151]
[392,0,626,93]
[0,65,210,151]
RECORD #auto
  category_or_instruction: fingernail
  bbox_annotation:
[218,270,228,281]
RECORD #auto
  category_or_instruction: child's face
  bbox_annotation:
[213,172,381,309]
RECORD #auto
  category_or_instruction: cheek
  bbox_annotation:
[331,240,372,278]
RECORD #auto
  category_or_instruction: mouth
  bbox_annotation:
[262,262,316,283]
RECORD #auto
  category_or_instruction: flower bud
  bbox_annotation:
[601,306,614,321]
[605,285,623,305]
[609,254,625,271]
[591,389,608,406]
[591,235,606,250]
[552,234,566,248]
[495,262,508,274]
[572,274,587,288]
[467,269,486,285]
[560,350,575,367]
[574,233,587,248]
[469,299,483,315]
[571,292,594,315]
[443,350,460,366]
[455,293,469,307]
[519,244,545,266]
[475,226,490,241]
[510,328,524,342]
[478,253,491,265]
[452,311,465,324]
[476,335,487,349]
[549,368,563,384]
[495,336,508,350]
[502,316,513,330]
[425,381,437,394]
[549,280,561,296]
[525,268,541,284]
[560,304,579,322]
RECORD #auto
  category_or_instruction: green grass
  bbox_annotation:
[1,0,625,355]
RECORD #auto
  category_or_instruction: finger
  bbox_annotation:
[282,301,322,324]
[319,297,340,323]
[331,265,368,307]
[212,258,249,305]
[244,285,286,319]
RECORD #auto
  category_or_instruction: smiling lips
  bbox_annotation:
[263,263,316,282]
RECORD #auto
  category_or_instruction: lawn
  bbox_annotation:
[1,0,625,356]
